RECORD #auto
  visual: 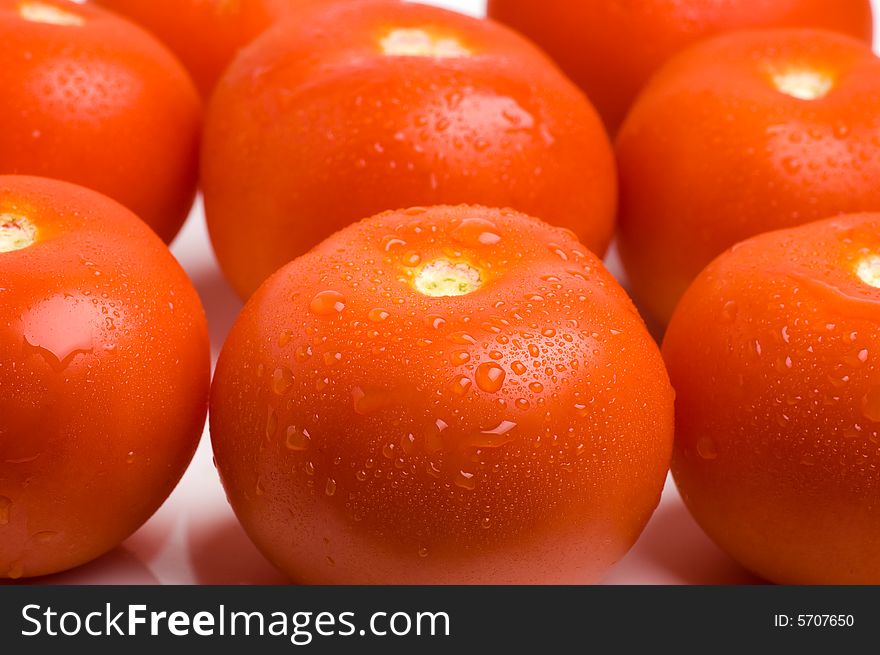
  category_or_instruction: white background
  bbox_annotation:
[27,0,879,585]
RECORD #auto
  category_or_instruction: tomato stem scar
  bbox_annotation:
[771,69,833,100]
[414,259,482,297]
[856,255,880,288]
[380,28,471,58]
[18,1,85,26]
[0,214,37,252]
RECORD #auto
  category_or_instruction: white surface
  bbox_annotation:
[26,0,880,585]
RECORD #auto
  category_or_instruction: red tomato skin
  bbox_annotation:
[0,176,210,579]
[94,0,323,96]
[488,0,873,134]
[0,0,202,243]
[664,213,880,584]
[617,28,880,327]
[202,0,616,299]
[210,205,673,585]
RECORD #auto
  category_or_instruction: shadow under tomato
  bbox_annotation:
[3,546,160,586]
[616,499,764,585]
[189,266,243,363]
[186,513,290,585]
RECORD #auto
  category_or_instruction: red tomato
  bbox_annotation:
[0,0,201,243]
[210,205,674,584]
[488,0,873,134]
[617,29,880,328]
[664,213,880,584]
[0,176,210,579]
[202,0,616,299]
[93,0,321,96]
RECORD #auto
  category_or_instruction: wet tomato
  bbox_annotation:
[488,0,873,134]
[664,213,880,584]
[0,176,210,579]
[93,0,320,96]
[0,0,201,243]
[617,29,880,328]
[202,0,616,299]
[210,205,674,584]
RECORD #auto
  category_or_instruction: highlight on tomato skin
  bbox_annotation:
[663,213,880,585]
[0,176,211,580]
[202,0,617,300]
[488,0,873,135]
[92,0,324,96]
[0,0,202,244]
[209,205,674,585]
[617,28,880,329]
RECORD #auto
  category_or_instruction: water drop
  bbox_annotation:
[696,437,718,460]
[368,308,390,323]
[272,367,294,395]
[451,217,502,247]
[310,290,346,316]
[451,375,472,396]
[325,478,337,496]
[455,470,476,490]
[862,388,880,422]
[475,363,506,393]
[286,426,311,451]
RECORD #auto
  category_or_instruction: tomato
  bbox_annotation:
[488,0,873,134]
[93,0,320,96]
[0,0,201,244]
[664,213,880,584]
[0,176,210,579]
[210,205,673,584]
[617,29,880,328]
[202,0,616,299]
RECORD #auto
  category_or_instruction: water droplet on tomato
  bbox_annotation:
[721,301,738,323]
[286,426,311,451]
[368,308,390,323]
[325,478,337,496]
[310,290,346,316]
[696,437,718,460]
[475,363,506,393]
[278,330,293,348]
[272,367,293,395]
[455,470,476,490]
[425,419,448,454]
[451,375,472,396]
[451,217,502,247]
[266,408,278,439]
[862,388,880,422]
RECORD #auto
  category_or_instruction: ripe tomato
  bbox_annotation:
[210,205,674,584]
[93,0,319,96]
[0,0,201,243]
[0,176,210,579]
[664,213,880,584]
[202,0,616,299]
[488,0,873,134]
[617,29,880,328]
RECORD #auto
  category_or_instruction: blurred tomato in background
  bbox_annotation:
[0,0,201,243]
[202,0,616,299]
[488,0,873,134]
[617,28,880,327]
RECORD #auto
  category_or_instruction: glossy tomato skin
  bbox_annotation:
[0,0,201,243]
[664,214,880,584]
[488,0,873,134]
[94,0,321,96]
[210,205,673,584]
[0,176,210,579]
[617,29,880,328]
[202,1,616,299]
